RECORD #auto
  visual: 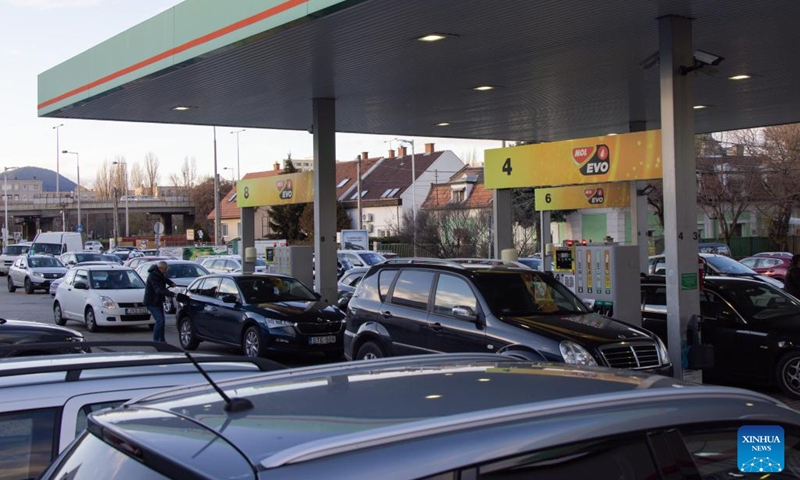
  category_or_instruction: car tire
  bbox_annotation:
[84,307,98,333]
[24,277,34,294]
[178,317,199,350]
[355,341,384,360]
[777,352,800,399]
[53,302,67,326]
[242,326,267,358]
[7,277,16,293]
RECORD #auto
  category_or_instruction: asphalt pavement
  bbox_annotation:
[1,280,798,410]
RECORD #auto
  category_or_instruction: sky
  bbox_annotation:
[0,0,501,188]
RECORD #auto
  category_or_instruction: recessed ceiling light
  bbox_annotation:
[607,133,618,136]
[172,106,195,111]
[693,105,709,110]
[728,74,751,81]
[473,85,496,91]
[436,122,450,127]
[425,394,442,400]
[417,33,448,42]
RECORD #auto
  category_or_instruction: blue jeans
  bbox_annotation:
[148,306,166,342]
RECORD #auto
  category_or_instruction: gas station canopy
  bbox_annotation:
[38,0,800,141]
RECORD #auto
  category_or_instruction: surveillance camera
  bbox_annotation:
[693,50,723,66]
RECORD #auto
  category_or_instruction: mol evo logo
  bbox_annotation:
[738,425,784,473]
[584,188,605,205]
[276,179,294,200]
[572,144,610,176]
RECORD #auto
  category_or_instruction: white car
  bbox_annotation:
[0,242,31,275]
[83,241,104,251]
[200,255,267,273]
[53,265,153,332]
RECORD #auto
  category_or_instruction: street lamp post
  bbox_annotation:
[222,167,236,183]
[394,138,416,256]
[230,129,245,180]
[62,151,81,234]
[3,166,18,247]
[53,124,64,201]
[113,161,129,237]
[213,127,221,245]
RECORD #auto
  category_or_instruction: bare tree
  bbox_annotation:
[143,152,160,196]
[93,161,113,200]
[111,155,127,196]
[394,207,492,258]
[129,163,145,192]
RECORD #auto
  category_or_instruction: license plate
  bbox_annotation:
[308,335,336,345]
[125,308,149,315]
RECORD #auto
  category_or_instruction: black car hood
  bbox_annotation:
[499,312,653,343]
[0,318,83,337]
[244,300,344,323]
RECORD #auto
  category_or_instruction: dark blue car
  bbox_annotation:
[176,273,345,359]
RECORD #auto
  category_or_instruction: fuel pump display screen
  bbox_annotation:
[555,250,573,271]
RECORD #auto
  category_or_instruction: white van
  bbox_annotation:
[30,232,83,256]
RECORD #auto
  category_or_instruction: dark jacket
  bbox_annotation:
[785,263,800,299]
[144,264,175,307]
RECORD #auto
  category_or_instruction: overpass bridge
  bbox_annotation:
[2,197,195,239]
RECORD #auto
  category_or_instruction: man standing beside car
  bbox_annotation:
[784,254,800,298]
[144,261,176,342]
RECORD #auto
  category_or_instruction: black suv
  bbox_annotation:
[345,260,672,374]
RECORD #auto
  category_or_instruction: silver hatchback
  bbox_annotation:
[7,255,67,294]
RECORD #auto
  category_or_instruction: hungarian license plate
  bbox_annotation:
[125,308,149,315]
[308,335,336,345]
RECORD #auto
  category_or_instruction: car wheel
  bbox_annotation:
[53,302,67,326]
[242,326,267,358]
[84,307,98,333]
[178,317,199,350]
[24,277,34,294]
[777,352,800,399]
[7,277,16,293]
[355,341,384,360]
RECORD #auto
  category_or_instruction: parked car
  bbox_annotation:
[124,255,173,269]
[641,274,800,398]
[59,251,105,267]
[345,259,671,375]
[0,342,282,480]
[0,318,85,356]
[100,253,124,265]
[175,273,345,359]
[337,266,369,304]
[49,261,121,296]
[83,240,104,251]
[7,254,67,294]
[337,249,386,272]
[53,265,152,332]
[135,259,210,313]
[39,354,800,480]
[697,242,732,256]
[0,242,30,275]
[647,253,784,288]
[518,256,543,270]
[739,253,793,281]
[200,255,267,273]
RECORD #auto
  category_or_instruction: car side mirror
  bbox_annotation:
[176,292,189,303]
[452,306,478,322]
[68,261,76,266]
[221,294,238,304]
[74,281,88,290]
[337,293,352,310]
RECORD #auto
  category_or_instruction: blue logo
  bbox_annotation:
[738,425,784,473]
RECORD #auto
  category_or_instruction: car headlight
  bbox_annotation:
[655,336,670,365]
[101,296,117,310]
[559,341,598,366]
[32,272,44,278]
[265,318,296,328]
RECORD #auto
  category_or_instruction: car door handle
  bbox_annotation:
[380,310,392,318]
[205,306,218,313]
[430,322,443,332]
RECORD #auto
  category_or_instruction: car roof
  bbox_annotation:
[73,264,135,271]
[641,274,763,286]
[89,354,792,475]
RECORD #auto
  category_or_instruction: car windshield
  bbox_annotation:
[518,258,541,270]
[237,276,317,303]
[89,270,145,289]
[113,251,131,261]
[166,263,209,278]
[717,282,800,320]
[475,271,590,316]
[704,255,757,275]
[359,253,386,266]
[29,257,64,268]
[101,254,123,264]
[2,245,29,255]
[75,253,103,263]
[30,243,60,255]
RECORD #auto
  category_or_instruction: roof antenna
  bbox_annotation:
[183,352,253,412]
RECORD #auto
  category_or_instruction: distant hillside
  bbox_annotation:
[3,167,77,192]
